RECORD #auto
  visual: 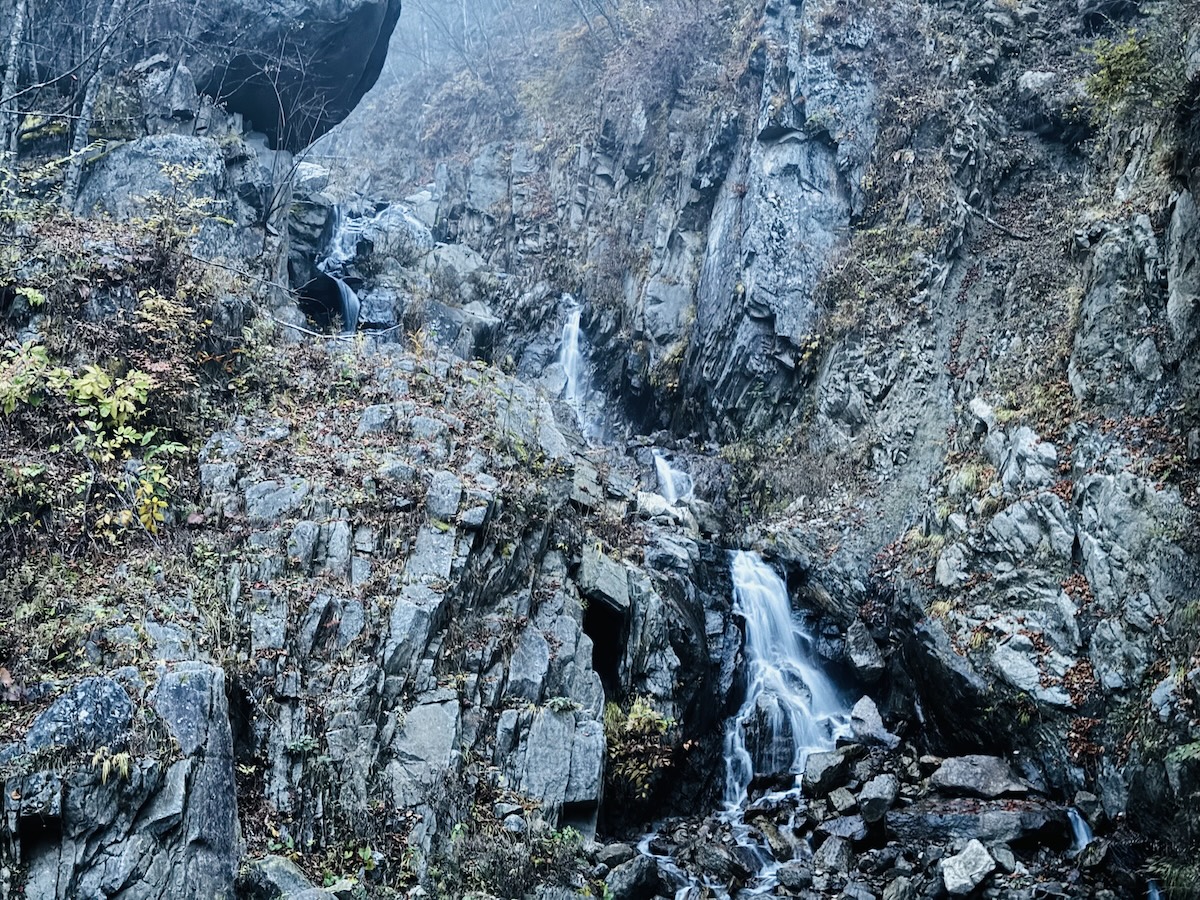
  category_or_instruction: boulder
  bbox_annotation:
[817,815,868,842]
[145,0,402,149]
[605,855,660,900]
[812,835,853,873]
[237,855,323,898]
[850,696,900,749]
[858,774,900,824]
[886,798,1065,845]
[941,839,995,896]
[803,749,853,797]
[845,619,886,680]
[1015,70,1091,145]
[597,843,637,868]
[930,756,1030,799]
[579,545,630,613]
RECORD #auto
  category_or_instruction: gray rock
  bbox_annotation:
[506,627,551,703]
[357,403,394,434]
[886,799,1064,845]
[131,0,400,150]
[246,478,310,524]
[858,774,899,824]
[991,636,1073,708]
[598,843,636,868]
[818,814,867,842]
[26,677,134,752]
[381,587,438,680]
[1015,70,1091,145]
[502,814,527,833]
[287,521,320,571]
[777,860,813,890]
[387,697,460,806]
[605,855,660,900]
[883,876,915,900]
[930,756,1029,799]
[829,786,857,814]
[579,545,630,613]
[804,749,852,798]
[426,470,463,521]
[812,835,852,873]
[845,619,885,680]
[323,520,352,578]
[76,134,227,221]
[237,854,320,898]
[378,455,417,484]
[1167,190,1200,353]
[940,839,995,896]
[850,696,900,749]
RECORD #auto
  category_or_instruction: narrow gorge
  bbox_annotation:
[1,0,1199,898]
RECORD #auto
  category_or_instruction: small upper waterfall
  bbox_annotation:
[1067,807,1093,855]
[653,450,693,506]
[558,305,603,441]
[317,206,363,335]
[724,551,853,805]
[561,308,586,411]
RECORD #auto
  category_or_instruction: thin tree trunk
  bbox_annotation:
[0,0,29,201]
[61,0,129,211]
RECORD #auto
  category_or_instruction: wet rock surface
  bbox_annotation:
[3,0,1200,894]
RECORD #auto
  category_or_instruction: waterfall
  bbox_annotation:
[322,206,367,272]
[318,206,365,335]
[653,450,693,506]
[559,306,601,439]
[1067,807,1093,855]
[1148,881,1163,900]
[561,308,585,407]
[723,550,852,805]
[331,277,360,335]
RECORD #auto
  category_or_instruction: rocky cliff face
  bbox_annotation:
[3,0,1200,898]
[10,0,401,151]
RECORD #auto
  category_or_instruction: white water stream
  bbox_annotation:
[724,551,853,805]
[317,206,363,334]
[653,450,693,506]
[553,302,854,894]
[1067,807,1093,856]
[650,552,854,897]
[558,305,609,443]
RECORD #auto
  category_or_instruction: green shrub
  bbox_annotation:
[604,697,676,802]
[1086,30,1185,115]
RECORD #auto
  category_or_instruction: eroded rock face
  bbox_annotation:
[7,664,238,900]
[140,0,402,150]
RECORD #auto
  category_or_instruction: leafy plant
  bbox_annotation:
[604,696,676,802]
[1086,30,1185,115]
[0,342,66,414]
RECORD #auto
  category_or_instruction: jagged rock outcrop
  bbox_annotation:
[30,0,402,151]
[2,665,238,899]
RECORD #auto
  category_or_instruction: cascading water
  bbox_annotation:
[317,206,363,335]
[653,450,694,506]
[559,306,604,441]
[724,551,853,805]
[646,551,854,897]
[1067,807,1093,855]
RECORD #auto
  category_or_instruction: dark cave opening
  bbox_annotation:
[583,598,626,698]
